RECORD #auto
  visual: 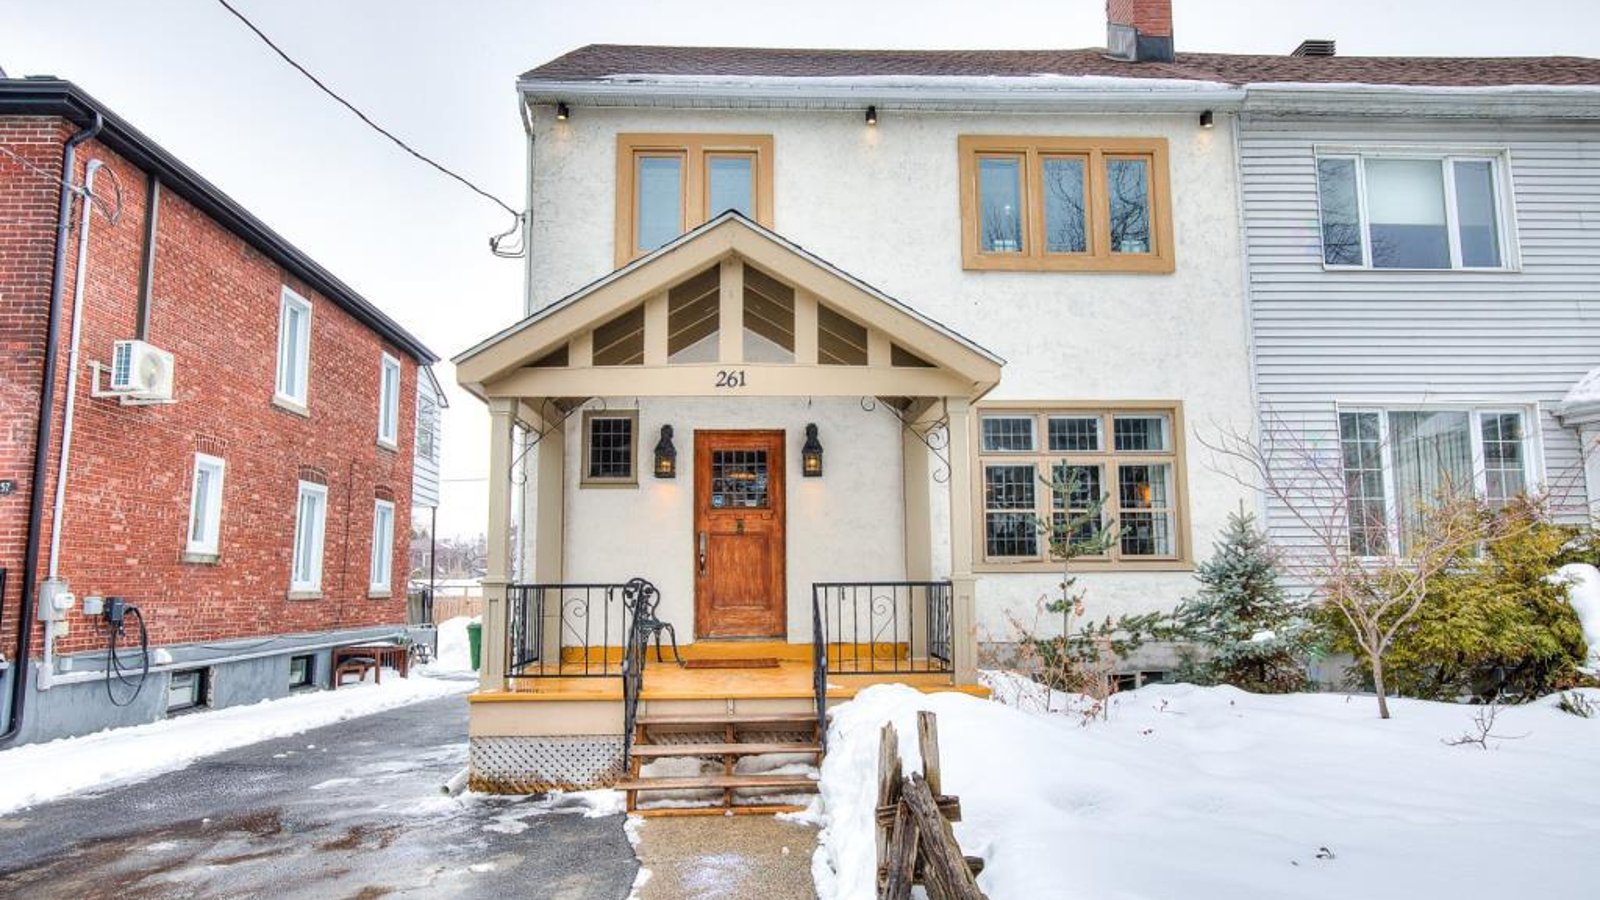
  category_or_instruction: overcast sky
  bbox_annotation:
[4,0,1600,540]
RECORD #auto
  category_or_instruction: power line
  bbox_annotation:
[211,0,522,225]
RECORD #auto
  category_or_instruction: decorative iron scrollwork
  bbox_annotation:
[510,397,609,485]
[860,396,953,483]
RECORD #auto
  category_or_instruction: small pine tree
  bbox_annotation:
[1175,506,1310,693]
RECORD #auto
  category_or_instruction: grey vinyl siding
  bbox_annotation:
[1239,115,1600,548]
[412,377,442,509]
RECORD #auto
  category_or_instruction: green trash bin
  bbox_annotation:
[466,620,483,671]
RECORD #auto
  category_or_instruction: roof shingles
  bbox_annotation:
[522,44,1600,88]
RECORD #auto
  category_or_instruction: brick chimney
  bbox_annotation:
[1106,0,1174,63]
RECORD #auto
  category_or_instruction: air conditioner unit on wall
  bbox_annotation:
[109,339,175,401]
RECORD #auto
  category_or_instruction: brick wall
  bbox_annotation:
[1,118,417,658]
[1106,0,1173,38]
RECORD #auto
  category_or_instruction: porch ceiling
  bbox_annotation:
[453,213,1003,411]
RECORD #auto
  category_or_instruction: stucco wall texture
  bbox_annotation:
[523,106,1257,638]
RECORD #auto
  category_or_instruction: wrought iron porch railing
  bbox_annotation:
[506,583,635,678]
[810,581,955,676]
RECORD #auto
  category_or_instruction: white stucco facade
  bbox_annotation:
[517,104,1256,647]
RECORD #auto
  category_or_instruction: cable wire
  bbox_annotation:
[210,0,522,226]
[106,605,151,707]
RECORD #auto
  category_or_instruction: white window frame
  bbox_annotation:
[1313,146,1518,273]
[291,481,328,592]
[1335,403,1542,558]
[377,353,401,448]
[275,287,313,408]
[369,498,395,593]
[185,453,226,555]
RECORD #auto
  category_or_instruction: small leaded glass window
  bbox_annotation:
[981,416,1036,452]
[984,464,1038,558]
[584,414,636,483]
[710,449,769,509]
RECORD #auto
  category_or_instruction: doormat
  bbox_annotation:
[683,658,781,670]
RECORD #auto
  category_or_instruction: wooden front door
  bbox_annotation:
[694,430,786,639]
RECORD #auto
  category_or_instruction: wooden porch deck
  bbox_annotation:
[472,641,987,703]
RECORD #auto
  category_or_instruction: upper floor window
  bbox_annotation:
[614,134,774,266]
[958,137,1174,273]
[275,287,312,408]
[977,405,1187,567]
[186,453,225,556]
[378,353,401,448]
[1316,152,1513,270]
[1337,407,1534,557]
[291,480,328,592]
[417,392,439,462]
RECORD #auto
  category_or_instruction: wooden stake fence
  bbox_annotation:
[875,711,986,900]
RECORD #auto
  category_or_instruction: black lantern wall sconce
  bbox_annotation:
[653,424,677,478]
[801,423,824,477]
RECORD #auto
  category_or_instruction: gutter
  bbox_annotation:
[1,112,102,746]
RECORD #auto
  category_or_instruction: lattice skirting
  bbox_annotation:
[470,735,625,793]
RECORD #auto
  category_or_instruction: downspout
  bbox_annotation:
[39,157,106,691]
[2,113,102,745]
[519,94,536,317]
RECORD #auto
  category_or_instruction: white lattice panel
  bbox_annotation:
[470,735,625,793]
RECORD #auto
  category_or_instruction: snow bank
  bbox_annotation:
[809,682,1600,899]
[0,672,473,815]
[423,615,478,674]
[1557,563,1600,672]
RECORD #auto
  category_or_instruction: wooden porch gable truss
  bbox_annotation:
[453,213,1003,407]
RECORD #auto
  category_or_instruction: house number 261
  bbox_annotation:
[714,369,747,389]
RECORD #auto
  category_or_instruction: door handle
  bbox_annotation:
[698,531,708,576]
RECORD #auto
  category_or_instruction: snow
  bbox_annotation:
[1557,563,1600,673]
[807,681,1600,899]
[421,615,478,675]
[0,670,473,815]
[1561,366,1600,406]
[596,72,1234,92]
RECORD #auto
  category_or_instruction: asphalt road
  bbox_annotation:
[0,689,640,899]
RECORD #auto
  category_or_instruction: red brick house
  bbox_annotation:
[0,79,439,745]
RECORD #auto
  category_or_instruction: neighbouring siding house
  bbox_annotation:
[1234,77,1600,559]
[0,80,438,745]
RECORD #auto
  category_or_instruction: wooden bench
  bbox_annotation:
[332,643,410,688]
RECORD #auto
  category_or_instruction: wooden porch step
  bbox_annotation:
[636,711,818,728]
[631,741,820,759]
[616,774,820,793]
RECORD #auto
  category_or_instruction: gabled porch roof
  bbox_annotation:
[453,212,1003,412]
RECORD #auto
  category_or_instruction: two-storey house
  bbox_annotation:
[454,3,1260,800]
[1229,51,1600,566]
[0,79,439,745]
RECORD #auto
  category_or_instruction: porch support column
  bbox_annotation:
[533,415,566,666]
[480,398,517,692]
[903,401,937,661]
[944,398,979,685]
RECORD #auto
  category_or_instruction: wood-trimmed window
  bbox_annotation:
[974,403,1189,570]
[615,134,774,267]
[958,136,1174,273]
[581,409,639,488]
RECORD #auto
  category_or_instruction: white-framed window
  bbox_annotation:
[1315,150,1514,271]
[291,481,328,592]
[185,453,226,555]
[377,353,401,447]
[369,498,395,593]
[275,287,313,407]
[1337,406,1537,556]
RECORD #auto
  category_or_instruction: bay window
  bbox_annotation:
[977,405,1187,568]
[1337,407,1535,556]
[1316,151,1512,270]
